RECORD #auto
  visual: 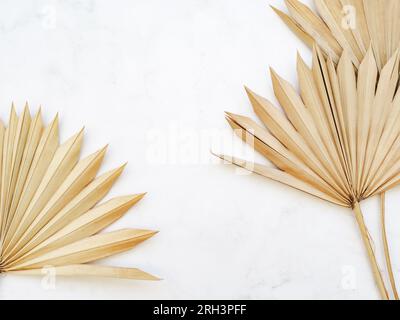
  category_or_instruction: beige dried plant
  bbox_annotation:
[272,0,400,70]
[0,106,158,281]
[270,0,400,300]
[216,45,400,299]
[216,0,400,299]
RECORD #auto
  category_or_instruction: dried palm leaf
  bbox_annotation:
[0,106,159,281]
[272,0,400,300]
[272,0,400,70]
[217,46,400,299]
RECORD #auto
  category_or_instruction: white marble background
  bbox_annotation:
[0,0,399,300]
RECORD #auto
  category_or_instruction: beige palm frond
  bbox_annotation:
[272,0,400,70]
[0,106,158,281]
[216,46,400,299]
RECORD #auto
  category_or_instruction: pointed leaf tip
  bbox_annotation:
[270,5,285,16]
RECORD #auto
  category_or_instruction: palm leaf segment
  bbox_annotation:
[273,0,399,70]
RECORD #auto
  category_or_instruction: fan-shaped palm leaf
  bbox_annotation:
[271,0,400,300]
[0,106,158,281]
[217,46,400,299]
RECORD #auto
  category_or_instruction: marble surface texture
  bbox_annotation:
[0,0,398,300]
